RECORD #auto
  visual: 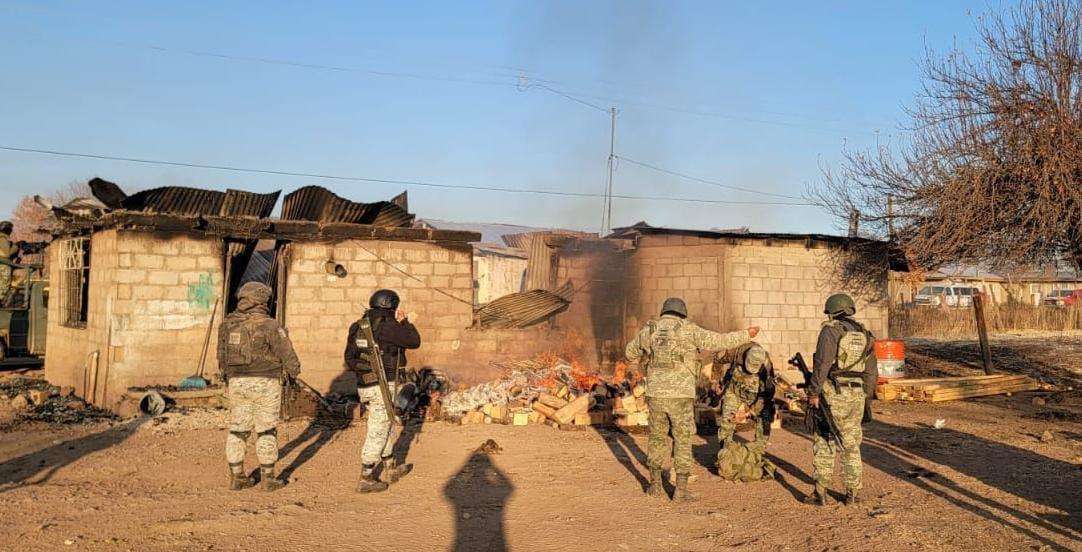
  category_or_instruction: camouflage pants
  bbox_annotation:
[811,384,865,491]
[358,383,399,466]
[646,397,695,476]
[225,376,282,466]
[0,266,10,303]
[718,393,770,454]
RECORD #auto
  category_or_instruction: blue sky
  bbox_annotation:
[0,1,999,234]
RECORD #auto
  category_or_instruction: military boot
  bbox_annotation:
[259,465,286,492]
[646,469,665,497]
[844,489,861,505]
[803,484,829,506]
[674,474,698,502]
[381,458,413,485]
[228,463,254,491]
[356,464,389,494]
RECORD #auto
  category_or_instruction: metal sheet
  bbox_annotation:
[89,179,280,219]
[280,185,414,227]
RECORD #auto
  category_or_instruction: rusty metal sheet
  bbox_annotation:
[475,282,573,329]
[280,185,413,227]
[88,178,280,218]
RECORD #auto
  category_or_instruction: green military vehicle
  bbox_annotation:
[0,259,47,364]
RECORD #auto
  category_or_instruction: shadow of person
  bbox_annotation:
[863,421,1082,541]
[783,418,1080,550]
[278,371,357,481]
[0,417,148,492]
[592,426,650,491]
[443,449,514,552]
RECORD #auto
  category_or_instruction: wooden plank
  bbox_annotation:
[929,381,1041,401]
[885,374,1013,385]
[537,393,569,409]
[553,394,593,425]
[531,402,559,421]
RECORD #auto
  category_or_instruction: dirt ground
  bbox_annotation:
[1,337,1080,552]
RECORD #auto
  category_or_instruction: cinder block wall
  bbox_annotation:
[44,230,224,406]
[623,234,889,363]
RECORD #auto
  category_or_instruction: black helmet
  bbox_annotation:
[660,297,688,318]
[369,289,400,310]
[0,221,12,234]
[824,293,856,317]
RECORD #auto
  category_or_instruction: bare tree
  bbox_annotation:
[9,180,94,242]
[816,0,1082,272]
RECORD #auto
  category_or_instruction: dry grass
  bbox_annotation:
[891,304,1081,338]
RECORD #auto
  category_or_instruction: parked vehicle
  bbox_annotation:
[1042,289,1081,307]
[914,285,980,307]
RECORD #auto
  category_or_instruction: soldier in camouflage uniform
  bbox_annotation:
[218,281,301,492]
[0,221,15,303]
[715,342,775,455]
[804,293,878,506]
[344,289,421,493]
[625,297,759,501]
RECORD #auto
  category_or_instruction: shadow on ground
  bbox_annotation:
[0,417,148,492]
[443,449,513,552]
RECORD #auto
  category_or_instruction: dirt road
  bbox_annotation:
[0,393,1079,552]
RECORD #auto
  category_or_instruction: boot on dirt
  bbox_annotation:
[646,469,665,497]
[380,457,413,485]
[259,465,286,492]
[356,464,389,494]
[844,489,861,505]
[674,474,698,502]
[228,463,254,491]
[803,484,829,506]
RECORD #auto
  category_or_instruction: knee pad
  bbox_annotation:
[229,430,251,440]
[257,428,277,438]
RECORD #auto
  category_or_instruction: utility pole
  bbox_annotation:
[601,106,617,236]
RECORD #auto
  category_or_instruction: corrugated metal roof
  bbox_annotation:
[280,186,414,227]
[475,282,573,329]
[88,178,280,218]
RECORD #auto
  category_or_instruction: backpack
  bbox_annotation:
[717,442,777,482]
[830,318,874,378]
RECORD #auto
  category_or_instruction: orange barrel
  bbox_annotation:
[874,339,906,379]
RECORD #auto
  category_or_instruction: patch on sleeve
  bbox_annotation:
[354,338,369,348]
[228,332,242,345]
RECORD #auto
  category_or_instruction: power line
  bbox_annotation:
[614,155,803,200]
[0,145,816,207]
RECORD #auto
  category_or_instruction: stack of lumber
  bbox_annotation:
[877,374,1045,402]
[612,383,649,427]
[455,382,646,428]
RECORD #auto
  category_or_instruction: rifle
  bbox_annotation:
[287,374,336,413]
[788,353,846,451]
[359,313,400,426]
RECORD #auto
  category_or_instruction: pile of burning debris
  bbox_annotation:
[0,376,116,427]
[439,354,649,429]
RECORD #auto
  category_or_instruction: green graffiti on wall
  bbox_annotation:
[187,273,216,311]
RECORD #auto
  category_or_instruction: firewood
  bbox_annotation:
[512,411,530,426]
[528,411,546,424]
[553,394,593,425]
[620,395,639,413]
[574,411,613,426]
[532,401,559,421]
[556,385,570,399]
[538,393,569,409]
[632,384,646,398]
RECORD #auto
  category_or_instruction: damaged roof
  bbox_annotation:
[89,178,280,218]
[281,186,413,227]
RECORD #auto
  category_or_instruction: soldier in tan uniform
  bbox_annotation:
[625,297,759,501]
[805,293,877,505]
[218,282,301,491]
[0,221,16,303]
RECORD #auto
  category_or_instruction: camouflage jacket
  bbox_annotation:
[716,342,775,409]
[625,315,752,399]
[217,307,301,380]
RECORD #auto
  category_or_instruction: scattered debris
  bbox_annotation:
[933,419,947,429]
[1039,429,1055,443]
[0,377,116,427]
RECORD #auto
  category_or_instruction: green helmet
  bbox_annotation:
[660,297,688,318]
[742,344,769,374]
[824,293,856,317]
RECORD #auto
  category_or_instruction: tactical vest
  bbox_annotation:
[646,319,682,370]
[222,315,281,378]
[828,319,873,383]
[353,313,383,367]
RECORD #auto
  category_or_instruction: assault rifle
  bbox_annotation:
[788,353,846,451]
[360,314,400,426]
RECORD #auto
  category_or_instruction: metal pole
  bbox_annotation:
[602,106,617,236]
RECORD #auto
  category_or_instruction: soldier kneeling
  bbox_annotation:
[713,343,777,482]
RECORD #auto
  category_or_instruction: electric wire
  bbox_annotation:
[0,145,817,207]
